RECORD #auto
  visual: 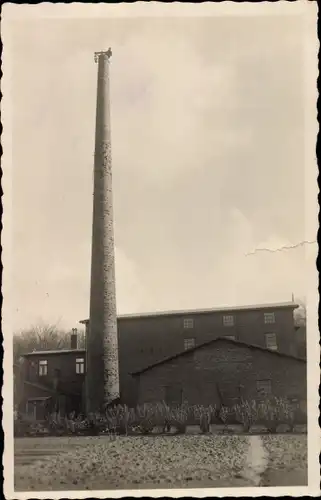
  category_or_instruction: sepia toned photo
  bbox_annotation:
[2,2,319,498]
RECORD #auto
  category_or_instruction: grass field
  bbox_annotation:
[14,433,307,491]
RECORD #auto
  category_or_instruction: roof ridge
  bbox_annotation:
[23,348,86,356]
[131,337,306,376]
[79,301,298,323]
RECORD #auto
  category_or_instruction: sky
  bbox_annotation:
[10,12,315,331]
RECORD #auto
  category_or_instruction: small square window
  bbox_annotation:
[76,358,85,374]
[183,318,194,329]
[256,379,272,397]
[223,315,234,327]
[265,333,278,351]
[39,360,47,376]
[184,338,195,350]
[264,312,275,324]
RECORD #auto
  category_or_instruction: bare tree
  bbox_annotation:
[293,297,306,358]
[76,330,86,349]
[13,322,85,363]
[293,297,306,327]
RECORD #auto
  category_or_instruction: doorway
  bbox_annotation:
[164,385,183,406]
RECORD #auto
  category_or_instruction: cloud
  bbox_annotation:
[10,15,309,329]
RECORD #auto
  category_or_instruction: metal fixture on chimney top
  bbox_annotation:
[94,48,112,63]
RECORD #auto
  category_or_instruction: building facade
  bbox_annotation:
[17,348,86,417]
[132,337,307,421]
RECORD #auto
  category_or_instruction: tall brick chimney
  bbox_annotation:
[70,328,78,350]
[86,48,120,414]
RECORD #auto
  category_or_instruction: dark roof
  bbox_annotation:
[79,301,298,324]
[23,348,86,357]
[23,379,80,397]
[23,380,57,394]
[131,337,306,376]
[27,396,52,402]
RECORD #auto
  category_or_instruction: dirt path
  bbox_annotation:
[240,435,269,485]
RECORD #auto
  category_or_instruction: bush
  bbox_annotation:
[152,401,170,432]
[105,405,135,435]
[233,400,259,431]
[258,397,295,433]
[232,397,297,433]
[199,407,211,434]
[171,405,188,434]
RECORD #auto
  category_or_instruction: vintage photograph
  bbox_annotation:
[2,1,319,498]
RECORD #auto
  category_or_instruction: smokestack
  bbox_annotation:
[86,48,120,414]
[70,328,78,350]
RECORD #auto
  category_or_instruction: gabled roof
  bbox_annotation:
[23,348,86,357]
[79,301,298,324]
[131,337,306,376]
[23,379,81,398]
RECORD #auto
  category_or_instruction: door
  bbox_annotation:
[164,385,183,407]
[26,400,36,420]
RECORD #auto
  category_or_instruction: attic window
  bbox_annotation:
[39,360,48,376]
[183,318,194,329]
[223,315,234,327]
[184,338,195,350]
[264,312,275,324]
[225,335,236,341]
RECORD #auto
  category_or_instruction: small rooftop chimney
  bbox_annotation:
[71,328,78,349]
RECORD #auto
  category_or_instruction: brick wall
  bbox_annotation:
[85,305,299,406]
[118,307,297,372]
[135,339,307,410]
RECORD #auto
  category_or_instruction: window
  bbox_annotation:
[256,379,272,397]
[39,360,47,376]
[223,315,234,327]
[184,338,195,350]
[76,358,85,374]
[225,335,236,341]
[264,312,275,324]
[183,318,194,329]
[265,333,278,351]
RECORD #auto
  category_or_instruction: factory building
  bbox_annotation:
[15,301,305,417]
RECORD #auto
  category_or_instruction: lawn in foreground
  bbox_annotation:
[14,434,307,491]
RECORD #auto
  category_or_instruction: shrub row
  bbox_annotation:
[14,397,306,437]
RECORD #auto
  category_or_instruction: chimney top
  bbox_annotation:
[70,329,78,350]
[94,48,112,62]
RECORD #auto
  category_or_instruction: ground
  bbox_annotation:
[14,431,307,491]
